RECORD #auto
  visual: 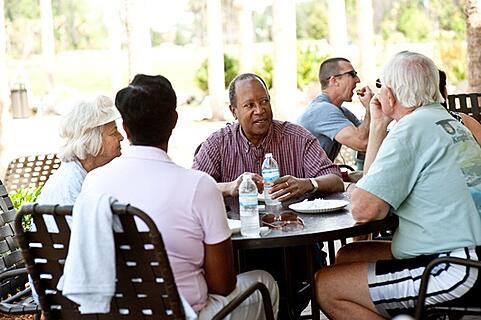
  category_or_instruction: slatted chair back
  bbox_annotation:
[414,256,481,320]
[4,154,61,193]
[446,93,481,122]
[15,203,185,319]
[0,181,24,298]
[0,178,39,315]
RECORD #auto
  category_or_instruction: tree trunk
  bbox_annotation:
[40,0,55,92]
[272,0,297,120]
[234,0,253,73]
[103,0,123,92]
[356,0,375,84]
[207,0,225,121]
[466,0,481,92]
[327,0,348,56]
[124,0,152,81]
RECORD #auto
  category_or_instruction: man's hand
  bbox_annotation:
[269,175,312,202]
[357,86,374,108]
[228,172,264,197]
[369,95,392,126]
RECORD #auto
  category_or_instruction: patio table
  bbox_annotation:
[230,192,398,320]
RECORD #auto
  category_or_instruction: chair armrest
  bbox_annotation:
[415,256,481,320]
[211,282,275,320]
[0,267,28,282]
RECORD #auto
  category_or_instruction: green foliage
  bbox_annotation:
[429,0,465,37]
[396,2,430,41]
[438,39,466,84]
[296,1,328,40]
[297,46,327,89]
[256,46,327,89]
[10,186,42,230]
[253,5,272,42]
[194,54,239,92]
[255,55,273,89]
[5,0,40,20]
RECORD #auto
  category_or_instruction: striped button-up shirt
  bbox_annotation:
[193,120,340,184]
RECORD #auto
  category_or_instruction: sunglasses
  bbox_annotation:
[261,212,304,231]
[375,78,382,88]
[330,70,358,79]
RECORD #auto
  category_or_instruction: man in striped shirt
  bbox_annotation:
[193,73,344,319]
[193,73,344,210]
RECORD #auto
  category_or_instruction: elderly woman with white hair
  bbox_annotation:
[37,95,123,205]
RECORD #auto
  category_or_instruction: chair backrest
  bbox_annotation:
[4,154,61,193]
[415,256,481,319]
[446,93,481,122]
[0,179,27,300]
[14,203,185,319]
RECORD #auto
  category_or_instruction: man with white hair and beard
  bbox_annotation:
[315,51,481,319]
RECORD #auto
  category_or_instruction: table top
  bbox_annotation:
[231,192,398,250]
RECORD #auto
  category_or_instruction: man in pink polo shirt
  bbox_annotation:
[82,74,279,319]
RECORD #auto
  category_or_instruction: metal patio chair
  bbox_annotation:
[414,256,481,320]
[446,93,481,122]
[4,153,61,193]
[0,179,40,317]
[15,203,275,319]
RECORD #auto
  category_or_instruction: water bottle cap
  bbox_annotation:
[242,172,253,180]
[264,153,272,158]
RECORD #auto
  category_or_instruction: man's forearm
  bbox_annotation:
[364,121,389,174]
[217,182,235,197]
[315,174,344,193]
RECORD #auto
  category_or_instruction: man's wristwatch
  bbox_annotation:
[309,178,318,192]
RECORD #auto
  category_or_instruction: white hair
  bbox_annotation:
[381,51,443,108]
[59,95,118,162]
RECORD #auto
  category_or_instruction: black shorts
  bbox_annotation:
[368,246,481,318]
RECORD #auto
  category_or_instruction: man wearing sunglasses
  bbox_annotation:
[298,57,373,163]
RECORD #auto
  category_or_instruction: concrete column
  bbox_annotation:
[124,0,152,80]
[207,0,225,120]
[103,0,123,92]
[272,0,297,120]
[327,0,348,56]
[235,0,254,73]
[40,0,55,91]
[356,0,376,83]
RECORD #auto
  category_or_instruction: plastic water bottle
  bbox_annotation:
[239,173,260,237]
[262,153,281,214]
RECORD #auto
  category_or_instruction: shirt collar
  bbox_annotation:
[238,121,275,152]
[121,145,172,162]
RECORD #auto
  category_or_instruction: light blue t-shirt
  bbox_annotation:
[357,103,481,259]
[298,94,361,161]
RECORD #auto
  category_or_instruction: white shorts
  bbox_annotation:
[368,246,481,318]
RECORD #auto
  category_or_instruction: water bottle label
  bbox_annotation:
[262,168,279,185]
[239,193,258,207]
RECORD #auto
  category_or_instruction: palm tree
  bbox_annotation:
[465,0,481,92]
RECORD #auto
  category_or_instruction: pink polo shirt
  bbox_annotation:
[82,146,230,311]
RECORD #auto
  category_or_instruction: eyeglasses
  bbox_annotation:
[261,212,304,231]
[375,78,382,88]
[330,70,358,79]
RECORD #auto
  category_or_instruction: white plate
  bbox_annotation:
[227,219,241,233]
[288,199,349,213]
